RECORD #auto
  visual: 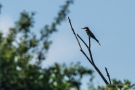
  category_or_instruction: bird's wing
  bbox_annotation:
[88,30,96,39]
[88,30,101,45]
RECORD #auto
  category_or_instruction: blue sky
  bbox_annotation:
[0,0,135,89]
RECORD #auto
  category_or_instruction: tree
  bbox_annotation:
[0,1,93,90]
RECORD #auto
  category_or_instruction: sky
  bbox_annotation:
[0,0,135,89]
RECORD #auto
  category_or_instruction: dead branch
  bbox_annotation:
[68,17,109,85]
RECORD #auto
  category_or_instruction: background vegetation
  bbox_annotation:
[0,1,135,90]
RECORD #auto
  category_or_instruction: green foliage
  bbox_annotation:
[0,1,93,90]
[46,63,93,90]
[97,79,135,90]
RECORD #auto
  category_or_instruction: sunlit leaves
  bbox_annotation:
[16,11,35,32]
[97,79,135,90]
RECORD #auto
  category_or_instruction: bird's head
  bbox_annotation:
[82,27,89,30]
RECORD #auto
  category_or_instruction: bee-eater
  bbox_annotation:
[82,27,101,45]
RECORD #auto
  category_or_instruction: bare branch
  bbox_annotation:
[77,34,95,65]
[77,34,94,65]
[68,17,82,50]
[80,49,93,65]
[105,67,111,84]
[92,64,109,84]
[78,35,109,84]
[68,17,109,85]
[68,17,93,64]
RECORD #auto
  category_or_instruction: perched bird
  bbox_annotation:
[82,27,101,45]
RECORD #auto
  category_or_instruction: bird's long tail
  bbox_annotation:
[95,38,101,46]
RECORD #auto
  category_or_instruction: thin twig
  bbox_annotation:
[88,36,95,65]
[88,36,91,49]
[89,46,95,65]
[77,34,88,49]
[68,17,82,50]
[105,67,111,84]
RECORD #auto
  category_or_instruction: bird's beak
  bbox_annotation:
[82,28,84,29]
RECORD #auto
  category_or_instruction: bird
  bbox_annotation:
[82,27,101,45]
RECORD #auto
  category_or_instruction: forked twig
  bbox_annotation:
[77,34,93,65]
[77,34,95,65]
[68,17,109,85]
[105,67,111,84]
